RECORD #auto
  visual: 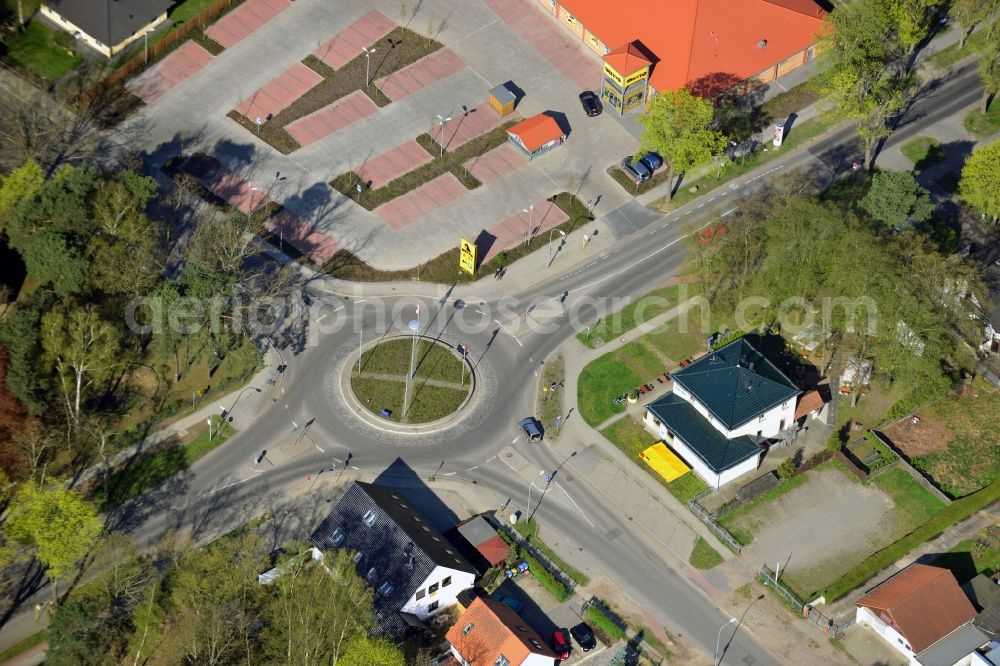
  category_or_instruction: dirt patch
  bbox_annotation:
[734,467,896,593]
[881,415,955,458]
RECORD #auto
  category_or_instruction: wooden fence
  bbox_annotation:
[79,0,232,103]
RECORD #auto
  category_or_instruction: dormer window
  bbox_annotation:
[362,510,376,527]
[330,529,345,546]
[366,567,377,582]
[495,656,509,666]
[378,581,394,596]
[353,551,363,563]
[462,623,474,635]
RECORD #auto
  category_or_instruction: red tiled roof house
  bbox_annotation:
[854,564,988,665]
[446,596,557,666]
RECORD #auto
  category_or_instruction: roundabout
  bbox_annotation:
[350,335,471,424]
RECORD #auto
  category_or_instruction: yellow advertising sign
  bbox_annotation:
[624,67,649,87]
[459,239,477,275]
[603,62,624,86]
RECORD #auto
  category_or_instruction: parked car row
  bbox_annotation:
[620,152,663,183]
[550,622,598,661]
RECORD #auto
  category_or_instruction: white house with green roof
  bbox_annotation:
[643,338,801,488]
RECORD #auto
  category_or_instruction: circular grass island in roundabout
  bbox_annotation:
[350,337,472,424]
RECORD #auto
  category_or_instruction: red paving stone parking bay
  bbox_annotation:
[463,143,527,185]
[484,0,601,91]
[314,9,395,70]
[433,103,511,152]
[185,165,339,265]
[374,48,465,101]
[265,209,340,265]
[126,41,214,104]
[285,90,378,148]
[236,63,323,121]
[355,140,433,189]
[205,0,290,49]
[375,173,467,229]
[481,201,568,264]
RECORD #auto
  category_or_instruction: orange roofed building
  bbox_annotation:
[536,0,827,102]
[506,114,566,160]
[446,597,557,666]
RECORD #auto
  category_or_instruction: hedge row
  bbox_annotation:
[497,528,572,602]
[822,478,1000,601]
[585,604,627,642]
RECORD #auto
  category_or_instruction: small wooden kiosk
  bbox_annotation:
[487,84,517,116]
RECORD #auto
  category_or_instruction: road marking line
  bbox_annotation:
[355,298,367,304]
[315,444,325,453]
[350,465,359,470]
[722,207,737,216]
[512,437,520,444]
[515,337,523,347]
[315,314,327,322]
[557,483,595,528]
[199,476,258,497]
[696,203,704,208]
[443,471,457,476]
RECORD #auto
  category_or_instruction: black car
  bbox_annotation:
[518,417,544,442]
[570,622,598,651]
[620,156,652,182]
[579,90,602,117]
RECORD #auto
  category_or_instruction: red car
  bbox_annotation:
[550,629,571,660]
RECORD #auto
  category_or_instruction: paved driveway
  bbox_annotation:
[126,41,214,104]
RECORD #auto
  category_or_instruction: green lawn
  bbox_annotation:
[0,630,46,662]
[359,338,465,383]
[689,537,724,570]
[92,423,231,510]
[6,20,82,82]
[513,517,590,586]
[600,416,709,503]
[900,136,946,170]
[578,353,642,426]
[577,284,700,348]
[350,375,467,424]
[942,526,1000,580]
[643,317,711,366]
[873,469,946,529]
[906,380,1000,498]
[170,0,219,23]
[928,30,989,69]
[537,354,565,439]
[965,102,1000,138]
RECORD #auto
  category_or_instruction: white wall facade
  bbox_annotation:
[856,607,918,665]
[449,645,552,666]
[642,409,760,488]
[40,4,168,57]
[401,565,474,619]
[672,383,794,439]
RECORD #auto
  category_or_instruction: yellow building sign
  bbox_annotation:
[459,239,477,275]
[623,67,649,87]
[603,62,624,86]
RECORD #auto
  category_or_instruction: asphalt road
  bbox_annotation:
[0,61,984,665]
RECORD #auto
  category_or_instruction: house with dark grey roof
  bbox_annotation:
[310,481,476,639]
[41,0,174,58]
[643,337,800,487]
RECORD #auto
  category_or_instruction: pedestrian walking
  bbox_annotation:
[34,604,42,622]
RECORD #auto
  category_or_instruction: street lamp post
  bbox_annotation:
[547,229,566,268]
[221,386,261,425]
[436,115,452,156]
[521,205,533,247]
[362,46,376,87]
[144,30,152,64]
[715,618,737,666]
